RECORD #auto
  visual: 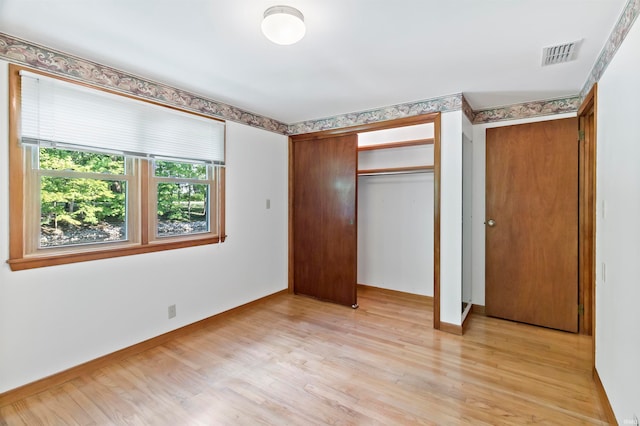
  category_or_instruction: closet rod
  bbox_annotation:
[357,165,434,176]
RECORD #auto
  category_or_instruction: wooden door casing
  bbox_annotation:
[292,134,358,307]
[578,85,597,336]
[486,118,579,332]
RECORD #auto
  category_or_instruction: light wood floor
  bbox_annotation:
[0,286,608,425]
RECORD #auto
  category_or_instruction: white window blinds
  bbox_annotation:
[20,71,225,165]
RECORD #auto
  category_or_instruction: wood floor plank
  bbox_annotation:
[0,286,610,425]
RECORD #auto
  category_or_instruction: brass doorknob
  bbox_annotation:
[486,219,496,227]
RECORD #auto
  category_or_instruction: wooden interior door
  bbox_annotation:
[486,118,579,332]
[292,134,357,307]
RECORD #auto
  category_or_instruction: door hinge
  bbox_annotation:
[578,304,584,316]
[578,130,585,141]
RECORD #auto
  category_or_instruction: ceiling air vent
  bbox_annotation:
[541,41,580,66]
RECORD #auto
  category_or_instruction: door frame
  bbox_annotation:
[482,86,597,336]
[578,84,597,343]
[288,113,442,324]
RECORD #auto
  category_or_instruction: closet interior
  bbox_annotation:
[357,123,435,297]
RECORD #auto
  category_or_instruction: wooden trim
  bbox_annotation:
[472,304,487,316]
[439,321,463,335]
[357,165,434,175]
[462,315,472,334]
[8,64,24,261]
[433,114,442,330]
[288,137,295,294]
[140,160,150,245]
[593,367,618,425]
[578,84,597,117]
[357,283,434,302]
[354,140,359,306]
[219,166,226,243]
[577,84,597,349]
[0,289,288,406]
[290,114,440,141]
[357,138,435,151]
[7,236,223,271]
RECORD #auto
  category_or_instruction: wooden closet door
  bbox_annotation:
[486,118,578,332]
[292,134,357,307]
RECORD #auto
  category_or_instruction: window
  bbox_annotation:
[8,65,226,270]
[150,159,219,239]
[29,147,134,250]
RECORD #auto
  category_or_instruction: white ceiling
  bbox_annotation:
[0,0,628,123]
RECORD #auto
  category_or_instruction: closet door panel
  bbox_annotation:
[292,135,357,306]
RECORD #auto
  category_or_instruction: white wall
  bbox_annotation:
[595,14,640,422]
[357,173,434,296]
[461,134,473,306]
[439,111,463,325]
[461,114,474,309]
[469,112,576,307]
[0,60,289,393]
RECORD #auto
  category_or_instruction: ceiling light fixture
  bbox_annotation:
[261,5,306,45]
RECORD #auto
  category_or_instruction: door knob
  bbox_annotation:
[486,219,496,227]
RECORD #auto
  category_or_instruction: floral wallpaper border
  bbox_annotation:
[580,0,640,100]
[0,32,289,135]
[0,0,638,134]
[472,97,581,124]
[288,94,462,135]
[461,95,476,123]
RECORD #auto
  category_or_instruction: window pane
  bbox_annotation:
[39,147,125,174]
[157,183,209,237]
[154,160,206,179]
[40,177,127,247]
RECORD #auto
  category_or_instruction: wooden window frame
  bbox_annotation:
[7,64,226,271]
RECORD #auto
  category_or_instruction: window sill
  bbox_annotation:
[7,235,227,271]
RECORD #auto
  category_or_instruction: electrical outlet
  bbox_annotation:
[168,304,176,319]
[266,198,271,209]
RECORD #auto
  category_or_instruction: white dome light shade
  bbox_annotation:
[261,5,306,45]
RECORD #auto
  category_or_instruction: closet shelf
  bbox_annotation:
[357,138,434,151]
[357,165,434,176]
